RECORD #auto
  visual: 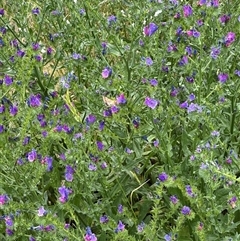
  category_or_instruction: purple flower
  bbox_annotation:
[164,234,172,241]
[225,32,236,47]
[187,103,202,113]
[28,149,37,162]
[170,195,179,204]
[181,206,191,215]
[107,15,117,26]
[197,19,204,26]
[32,43,40,50]
[186,185,195,197]
[17,49,25,57]
[99,121,105,131]
[0,124,4,133]
[125,147,133,154]
[235,70,240,77]
[23,136,30,146]
[183,5,193,17]
[47,47,53,55]
[153,139,159,147]
[139,39,144,46]
[115,220,125,233]
[38,206,47,216]
[6,228,14,236]
[58,186,72,203]
[102,67,112,79]
[167,42,177,52]
[103,109,112,117]
[0,104,5,113]
[96,141,104,151]
[0,8,4,16]
[179,101,188,109]
[118,204,123,213]
[10,39,18,48]
[79,9,85,16]
[86,114,96,125]
[88,163,97,171]
[229,196,237,208]
[211,130,220,136]
[189,93,195,101]
[28,94,42,107]
[101,162,108,169]
[35,55,42,61]
[218,73,228,83]
[149,79,158,86]
[84,227,97,241]
[9,105,18,116]
[32,8,40,15]
[198,0,207,5]
[178,55,188,66]
[158,172,168,182]
[65,165,75,182]
[100,215,109,224]
[144,97,158,109]
[116,93,127,104]
[109,105,118,114]
[143,22,158,37]
[210,46,221,59]
[72,53,81,59]
[219,14,230,24]
[0,194,9,205]
[4,75,13,86]
[145,57,153,66]
[137,222,145,233]
[29,236,36,241]
[46,156,53,171]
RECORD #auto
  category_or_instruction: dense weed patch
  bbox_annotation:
[0,0,240,240]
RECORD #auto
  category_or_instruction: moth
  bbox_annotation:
[102,96,117,107]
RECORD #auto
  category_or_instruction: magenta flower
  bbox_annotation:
[0,194,9,205]
[218,73,228,83]
[219,15,230,24]
[84,227,97,241]
[225,32,236,47]
[183,5,193,17]
[143,22,158,37]
[101,67,112,79]
[144,97,158,109]
[116,93,127,104]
